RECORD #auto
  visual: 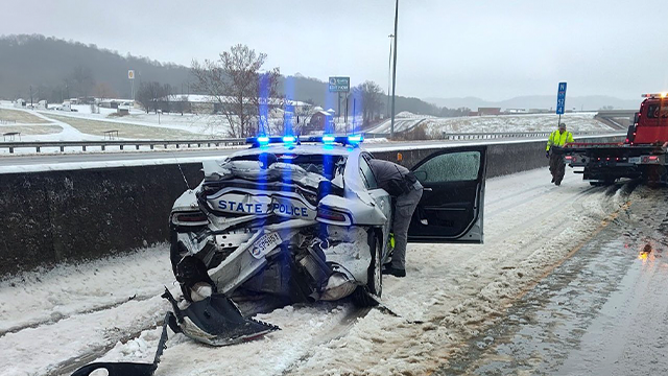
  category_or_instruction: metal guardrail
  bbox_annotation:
[0,138,246,153]
[0,131,619,154]
[367,131,610,140]
[439,131,606,141]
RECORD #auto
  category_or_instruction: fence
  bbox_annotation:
[0,138,246,153]
[0,131,617,154]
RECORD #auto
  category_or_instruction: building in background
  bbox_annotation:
[477,107,502,116]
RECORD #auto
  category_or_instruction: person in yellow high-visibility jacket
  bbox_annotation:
[546,122,574,185]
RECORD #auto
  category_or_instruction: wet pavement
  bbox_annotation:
[438,186,668,376]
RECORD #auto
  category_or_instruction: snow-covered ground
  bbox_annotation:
[0,105,104,142]
[425,112,613,136]
[365,112,613,136]
[46,104,227,137]
[0,168,633,376]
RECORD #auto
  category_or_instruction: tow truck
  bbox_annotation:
[564,93,668,185]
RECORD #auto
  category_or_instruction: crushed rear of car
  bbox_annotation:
[168,140,387,344]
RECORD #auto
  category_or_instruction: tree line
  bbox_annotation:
[0,35,471,137]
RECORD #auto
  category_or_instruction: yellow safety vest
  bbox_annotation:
[546,130,574,151]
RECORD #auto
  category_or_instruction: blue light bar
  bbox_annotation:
[246,135,364,147]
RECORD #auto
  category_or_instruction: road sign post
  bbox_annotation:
[556,82,567,125]
[128,70,136,100]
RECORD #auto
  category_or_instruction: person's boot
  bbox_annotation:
[382,265,406,278]
[551,176,555,183]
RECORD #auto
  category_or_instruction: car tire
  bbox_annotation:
[352,231,382,308]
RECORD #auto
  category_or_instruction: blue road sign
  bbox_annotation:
[556,82,567,115]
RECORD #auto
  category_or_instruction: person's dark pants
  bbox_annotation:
[391,181,423,269]
[549,148,565,185]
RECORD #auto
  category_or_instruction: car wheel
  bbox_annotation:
[352,231,382,307]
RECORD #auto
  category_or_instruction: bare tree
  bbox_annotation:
[270,95,300,135]
[68,65,95,98]
[295,99,317,133]
[94,82,118,99]
[191,44,280,137]
[173,95,189,115]
[352,81,384,127]
[136,81,171,113]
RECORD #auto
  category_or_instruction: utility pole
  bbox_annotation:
[387,34,394,118]
[390,0,399,138]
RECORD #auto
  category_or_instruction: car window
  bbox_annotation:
[414,151,481,183]
[359,155,378,189]
[646,104,668,119]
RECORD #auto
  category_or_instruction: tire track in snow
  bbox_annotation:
[278,306,373,375]
[0,293,156,338]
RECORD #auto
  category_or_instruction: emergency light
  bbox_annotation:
[246,134,365,147]
[641,93,668,98]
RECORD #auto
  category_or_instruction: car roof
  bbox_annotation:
[231,143,363,158]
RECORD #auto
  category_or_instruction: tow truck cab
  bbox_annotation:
[626,94,668,145]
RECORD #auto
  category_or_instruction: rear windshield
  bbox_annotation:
[230,153,345,180]
[646,103,668,119]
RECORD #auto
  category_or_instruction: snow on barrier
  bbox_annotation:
[0,135,623,275]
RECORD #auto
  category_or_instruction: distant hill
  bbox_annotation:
[424,95,642,111]
[0,34,443,116]
[0,34,191,101]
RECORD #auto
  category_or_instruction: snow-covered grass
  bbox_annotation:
[0,124,63,136]
[425,112,612,136]
[0,168,635,376]
[0,108,50,124]
[43,113,212,140]
[366,112,614,136]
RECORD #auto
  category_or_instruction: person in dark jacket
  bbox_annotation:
[367,159,423,277]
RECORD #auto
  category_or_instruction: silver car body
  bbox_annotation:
[171,143,392,301]
[170,140,487,303]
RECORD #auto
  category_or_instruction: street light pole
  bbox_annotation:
[387,34,394,119]
[390,0,399,138]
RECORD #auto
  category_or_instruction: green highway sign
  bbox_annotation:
[328,76,350,93]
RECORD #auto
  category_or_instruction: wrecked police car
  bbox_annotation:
[167,135,487,344]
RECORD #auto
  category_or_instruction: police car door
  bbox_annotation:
[407,146,487,243]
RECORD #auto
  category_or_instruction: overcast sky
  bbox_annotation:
[3,0,668,101]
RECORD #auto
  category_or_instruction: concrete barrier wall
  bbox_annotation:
[0,136,621,275]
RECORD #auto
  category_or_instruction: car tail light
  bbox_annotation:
[172,212,208,226]
[649,156,658,161]
[565,155,573,160]
[316,206,352,225]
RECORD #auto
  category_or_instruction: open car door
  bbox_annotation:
[408,146,486,243]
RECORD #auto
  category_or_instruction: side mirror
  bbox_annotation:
[633,112,640,124]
